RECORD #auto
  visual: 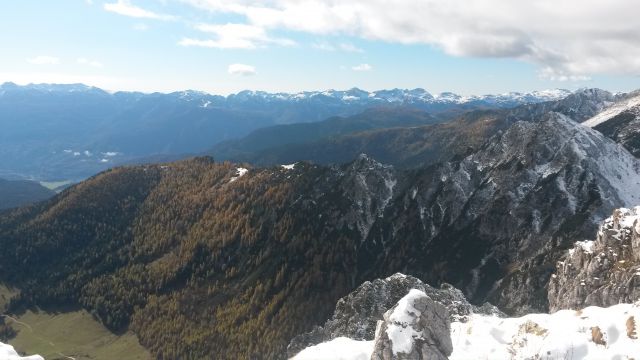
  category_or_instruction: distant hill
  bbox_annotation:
[210,107,445,162]
[211,88,625,168]
[0,83,570,182]
[0,179,55,210]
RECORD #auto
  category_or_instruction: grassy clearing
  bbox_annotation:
[39,180,74,192]
[5,309,151,360]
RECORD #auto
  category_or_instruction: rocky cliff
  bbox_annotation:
[549,207,640,311]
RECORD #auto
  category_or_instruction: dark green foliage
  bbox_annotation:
[0,179,55,210]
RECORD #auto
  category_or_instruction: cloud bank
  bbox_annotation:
[181,0,640,79]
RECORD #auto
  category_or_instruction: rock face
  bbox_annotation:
[358,112,640,315]
[549,207,640,311]
[287,273,501,358]
[587,94,640,157]
[370,289,452,360]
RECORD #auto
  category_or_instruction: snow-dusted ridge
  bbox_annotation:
[583,93,640,128]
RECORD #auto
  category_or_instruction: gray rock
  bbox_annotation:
[370,290,452,360]
[549,207,640,311]
[287,273,501,358]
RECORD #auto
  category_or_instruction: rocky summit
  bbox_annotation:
[287,273,501,358]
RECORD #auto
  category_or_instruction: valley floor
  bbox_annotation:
[1,284,150,360]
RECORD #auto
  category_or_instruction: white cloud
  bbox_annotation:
[104,0,176,21]
[352,63,372,71]
[27,56,60,65]
[77,58,104,68]
[228,63,257,76]
[312,41,363,53]
[182,0,640,80]
[179,23,294,49]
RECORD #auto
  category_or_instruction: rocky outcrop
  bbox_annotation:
[370,289,452,360]
[287,273,501,358]
[340,154,397,240]
[549,207,640,311]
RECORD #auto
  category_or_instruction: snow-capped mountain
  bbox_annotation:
[191,87,572,108]
[0,82,571,109]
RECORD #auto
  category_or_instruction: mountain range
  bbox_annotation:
[0,82,571,182]
[210,87,627,168]
[1,85,640,359]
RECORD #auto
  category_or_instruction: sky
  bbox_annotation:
[0,0,639,95]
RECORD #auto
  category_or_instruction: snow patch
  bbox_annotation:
[576,240,596,254]
[292,337,373,360]
[385,289,426,355]
[229,167,248,182]
[450,303,640,359]
[281,164,296,170]
[294,302,640,360]
[0,342,43,360]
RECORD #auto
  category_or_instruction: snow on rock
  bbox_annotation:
[293,302,640,360]
[549,206,640,311]
[287,273,502,358]
[0,342,43,360]
[229,167,248,182]
[560,113,640,207]
[281,164,296,170]
[292,337,373,360]
[450,303,640,360]
[576,240,595,254]
[370,289,452,359]
[583,93,640,128]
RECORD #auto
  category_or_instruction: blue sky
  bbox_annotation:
[1,0,638,95]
